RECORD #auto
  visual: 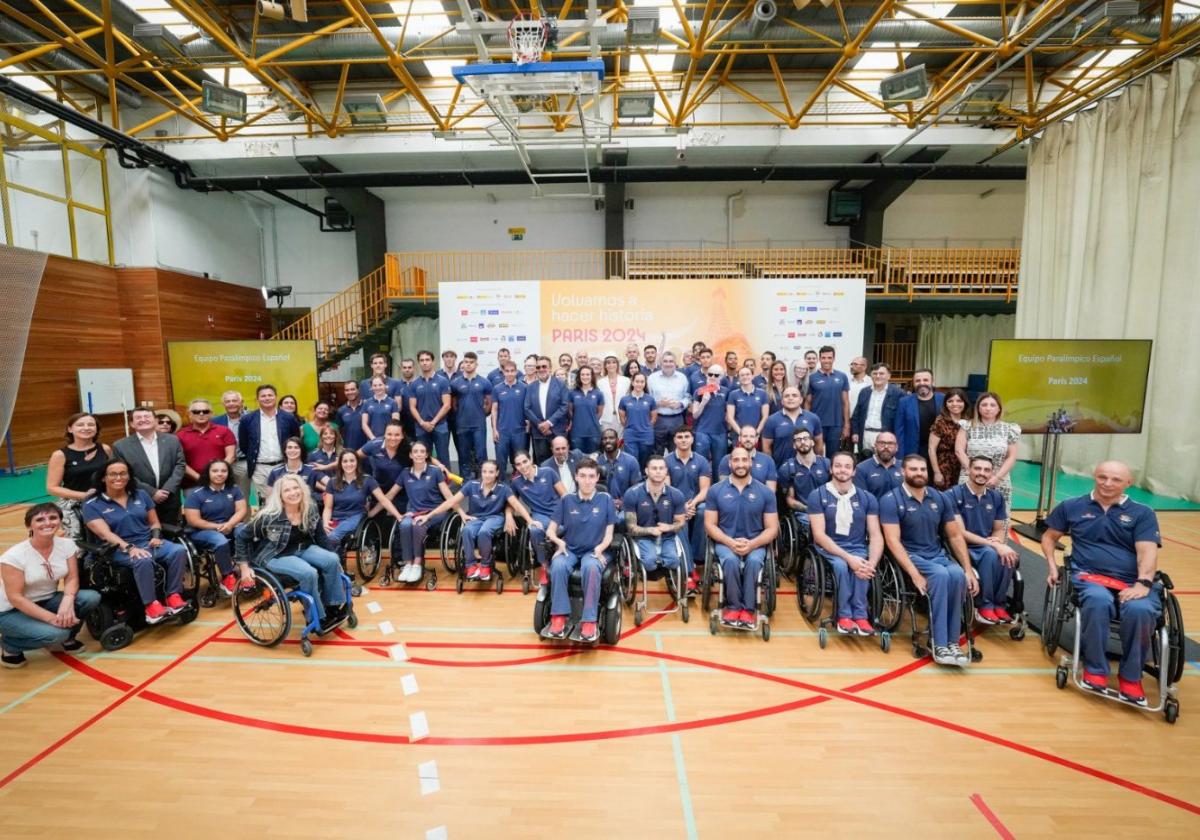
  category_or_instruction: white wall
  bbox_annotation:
[883,181,1025,247]
[271,194,360,310]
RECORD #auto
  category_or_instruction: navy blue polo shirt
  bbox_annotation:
[461,480,512,518]
[854,457,904,499]
[358,375,405,400]
[807,485,878,555]
[665,451,711,498]
[596,451,642,500]
[692,388,728,435]
[762,409,824,466]
[512,466,563,517]
[623,483,687,529]
[493,381,529,433]
[267,463,317,489]
[325,476,380,522]
[1045,493,1160,581]
[362,396,400,438]
[399,465,447,512]
[717,451,778,486]
[552,491,619,555]
[83,490,155,545]
[185,485,244,525]
[704,478,777,539]
[360,438,411,492]
[409,375,450,424]
[879,486,956,557]
[450,374,492,430]
[337,402,367,451]
[808,370,850,428]
[728,387,770,430]
[568,388,605,442]
[307,449,337,470]
[780,456,831,504]
[486,367,505,386]
[618,393,656,443]
[948,484,1007,540]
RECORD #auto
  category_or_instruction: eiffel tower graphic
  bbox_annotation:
[703,285,754,362]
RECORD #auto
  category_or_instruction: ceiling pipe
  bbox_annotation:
[0,17,142,108]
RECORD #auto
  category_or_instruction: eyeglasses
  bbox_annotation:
[190,409,212,415]
[537,365,550,370]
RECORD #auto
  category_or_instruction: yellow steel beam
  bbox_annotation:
[829,77,908,123]
[0,27,102,70]
[778,17,845,49]
[793,0,895,124]
[256,17,358,66]
[125,98,201,136]
[894,2,998,47]
[638,48,677,124]
[767,53,795,122]
[25,0,106,64]
[723,78,793,124]
[329,63,351,135]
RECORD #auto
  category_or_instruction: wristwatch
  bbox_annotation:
[1137,578,1153,588]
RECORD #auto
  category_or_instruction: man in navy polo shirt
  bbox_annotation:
[717,426,777,491]
[725,367,770,437]
[490,361,528,478]
[780,429,830,530]
[762,387,823,464]
[359,352,405,400]
[805,345,850,453]
[545,458,619,642]
[690,364,729,474]
[623,456,687,576]
[949,456,1019,626]
[595,429,641,510]
[509,451,567,586]
[337,381,368,453]
[687,348,716,393]
[704,446,779,628]
[449,351,493,481]
[666,427,710,594]
[408,350,452,465]
[880,455,977,667]
[1042,461,1162,705]
[853,431,903,499]
[486,348,511,387]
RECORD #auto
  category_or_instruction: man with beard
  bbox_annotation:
[595,428,641,510]
[896,368,944,462]
[623,456,687,578]
[880,455,977,667]
[665,427,710,595]
[853,431,904,499]
[762,387,824,464]
[780,429,830,531]
[507,451,567,587]
[717,426,777,492]
[949,456,1019,626]
[524,355,569,464]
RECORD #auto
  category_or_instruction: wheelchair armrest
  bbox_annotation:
[77,538,114,557]
[160,523,185,539]
[1155,570,1174,590]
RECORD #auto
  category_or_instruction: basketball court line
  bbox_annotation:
[969,793,1016,840]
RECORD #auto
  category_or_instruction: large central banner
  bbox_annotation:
[439,278,866,368]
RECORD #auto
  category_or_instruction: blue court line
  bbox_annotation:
[0,671,72,715]
[655,634,698,840]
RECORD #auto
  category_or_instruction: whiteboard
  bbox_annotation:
[77,369,135,415]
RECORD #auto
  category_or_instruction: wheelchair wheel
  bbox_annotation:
[615,538,635,608]
[1165,699,1180,725]
[870,559,904,634]
[763,550,777,616]
[441,515,463,573]
[1041,568,1066,658]
[796,548,823,622]
[86,600,114,642]
[356,518,383,583]
[533,590,551,634]
[700,551,716,614]
[602,600,622,645]
[1162,589,1186,686]
[232,570,292,647]
[176,551,199,626]
[775,515,795,578]
[100,622,133,651]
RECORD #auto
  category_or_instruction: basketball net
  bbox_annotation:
[508,14,548,65]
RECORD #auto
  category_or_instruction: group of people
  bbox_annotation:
[0,342,1165,706]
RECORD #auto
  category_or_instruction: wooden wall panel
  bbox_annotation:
[115,268,168,410]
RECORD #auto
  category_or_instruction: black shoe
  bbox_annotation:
[320,604,345,628]
[2,650,27,668]
[60,638,86,653]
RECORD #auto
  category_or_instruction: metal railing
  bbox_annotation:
[874,342,918,378]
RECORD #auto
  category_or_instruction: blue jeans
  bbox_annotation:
[416,422,451,466]
[819,548,869,620]
[694,431,726,478]
[908,551,967,648]
[570,434,599,456]
[495,429,528,478]
[188,528,234,575]
[461,514,505,567]
[550,550,603,622]
[0,590,101,653]
[114,541,187,606]
[968,544,1012,610]
[635,535,681,572]
[454,426,487,480]
[265,545,345,621]
[322,513,363,552]
[714,544,765,613]
[395,511,446,563]
[624,438,654,470]
[1074,576,1162,683]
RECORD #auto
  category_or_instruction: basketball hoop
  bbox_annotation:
[508,14,550,65]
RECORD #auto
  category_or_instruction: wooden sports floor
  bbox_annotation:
[1,507,1197,839]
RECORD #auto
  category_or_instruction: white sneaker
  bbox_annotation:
[396,563,411,583]
[406,564,424,583]
[948,643,970,666]
[932,645,957,666]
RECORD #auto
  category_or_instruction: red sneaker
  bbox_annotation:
[465,564,480,580]
[538,567,549,587]
[580,621,598,641]
[164,593,188,614]
[477,565,492,582]
[1118,677,1148,706]
[219,574,237,597]
[836,617,857,635]
[976,607,999,625]
[145,600,169,624]
[993,607,1014,623]
[687,575,699,595]
[721,609,740,625]
[548,615,567,637]
[855,619,876,636]
[1082,671,1108,692]
[738,610,755,627]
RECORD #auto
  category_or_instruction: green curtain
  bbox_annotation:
[393,316,440,363]
[915,314,1015,388]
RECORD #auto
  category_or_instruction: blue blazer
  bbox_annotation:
[850,384,905,442]
[895,392,945,458]
[237,409,302,474]
[524,377,570,439]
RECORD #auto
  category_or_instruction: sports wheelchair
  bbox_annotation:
[772,497,806,580]
[446,511,510,594]
[624,532,689,625]
[796,545,891,653]
[701,541,778,641]
[374,512,461,591]
[78,537,199,651]
[869,553,981,663]
[971,548,1028,642]
[1041,559,1184,723]
[330,514,385,594]
[505,519,549,595]
[232,565,358,657]
[533,547,623,645]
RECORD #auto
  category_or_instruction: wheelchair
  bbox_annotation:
[1041,560,1184,723]
[626,532,689,625]
[232,565,358,658]
[700,542,777,641]
[972,551,1028,642]
[773,495,802,580]
[796,546,891,653]
[78,538,199,651]
[446,511,509,595]
[870,553,981,663]
[532,548,623,645]
[376,512,460,591]
[164,524,226,609]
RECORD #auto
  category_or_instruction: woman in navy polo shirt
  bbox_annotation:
[361,376,401,442]
[267,438,317,496]
[357,421,412,501]
[567,364,605,455]
[306,425,341,490]
[619,372,657,469]
[392,442,454,584]
[321,449,405,551]
[183,459,248,598]
[418,460,517,582]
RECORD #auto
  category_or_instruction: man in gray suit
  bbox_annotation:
[113,406,187,525]
[540,435,587,495]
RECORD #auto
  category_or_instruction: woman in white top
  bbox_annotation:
[598,354,631,436]
[0,503,101,668]
[955,391,1021,515]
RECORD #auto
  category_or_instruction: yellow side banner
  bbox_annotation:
[167,340,319,414]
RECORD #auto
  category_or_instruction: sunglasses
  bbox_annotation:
[707,373,721,378]
[190,409,212,415]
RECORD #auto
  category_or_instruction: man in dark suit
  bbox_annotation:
[237,383,302,503]
[850,362,905,459]
[895,368,944,463]
[524,355,569,464]
[113,406,187,525]
[540,436,587,495]
[212,389,250,499]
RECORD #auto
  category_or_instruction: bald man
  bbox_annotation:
[1042,461,1162,706]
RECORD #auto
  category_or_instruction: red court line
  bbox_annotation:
[1162,534,1200,553]
[0,619,236,790]
[970,793,1016,840]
